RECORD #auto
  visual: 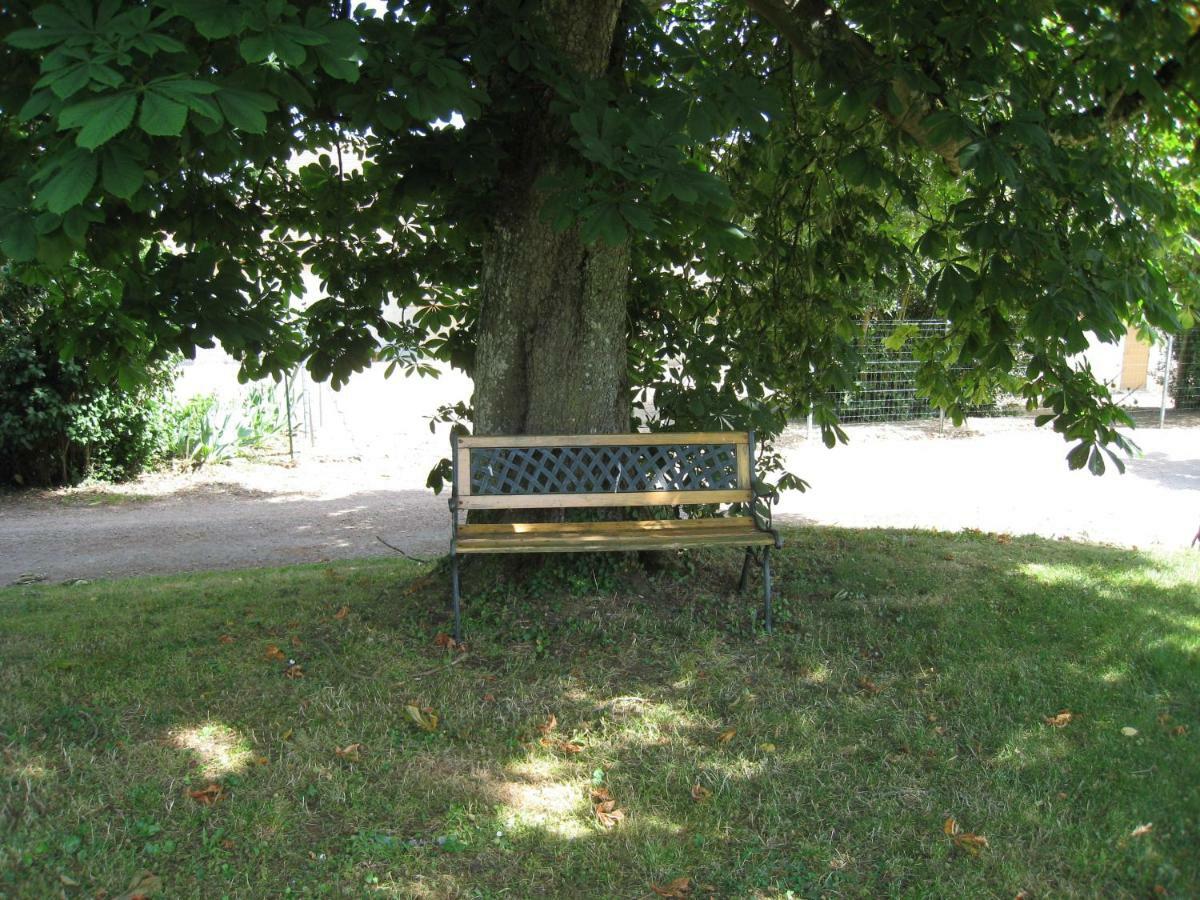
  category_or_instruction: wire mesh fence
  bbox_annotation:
[823,320,1200,428]
[1163,328,1200,417]
[825,319,1016,425]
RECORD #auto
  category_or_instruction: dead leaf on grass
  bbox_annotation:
[264,644,286,662]
[953,832,989,854]
[1131,823,1154,838]
[1172,725,1188,736]
[283,663,304,679]
[290,636,302,648]
[594,799,625,828]
[717,728,736,745]
[117,870,163,900]
[590,787,613,803]
[651,876,691,897]
[334,605,349,620]
[690,783,712,802]
[537,714,558,736]
[405,705,439,732]
[944,819,988,854]
[856,677,882,695]
[433,632,468,652]
[1121,726,1139,737]
[187,783,224,805]
[335,743,364,761]
[539,737,583,754]
[1043,710,1073,727]
[218,634,234,645]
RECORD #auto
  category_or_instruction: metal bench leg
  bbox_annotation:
[738,547,755,592]
[450,553,462,643]
[762,547,773,634]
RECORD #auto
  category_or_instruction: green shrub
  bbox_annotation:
[0,277,174,487]
[162,383,288,468]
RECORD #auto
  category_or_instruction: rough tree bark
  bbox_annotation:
[471,0,631,438]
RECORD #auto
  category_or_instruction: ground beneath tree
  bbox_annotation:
[2,412,1197,585]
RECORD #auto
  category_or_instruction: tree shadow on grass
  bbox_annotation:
[2,528,1197,897]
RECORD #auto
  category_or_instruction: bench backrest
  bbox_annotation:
[451,431,755,510]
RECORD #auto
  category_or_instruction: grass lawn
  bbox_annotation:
[2,527,1198,898]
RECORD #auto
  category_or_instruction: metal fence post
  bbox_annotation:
[1160,333,1174,429]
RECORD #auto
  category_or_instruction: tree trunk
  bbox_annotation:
[471,0,631,438]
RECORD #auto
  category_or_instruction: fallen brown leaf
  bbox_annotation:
[717,728,736,745]
[482,693,496,703]
[1131,823,1153,838]
[590,787,613,803]
[335,743,364,761]
[284,663,304,679]
[856,677,882,695]
[537,714,558,736]
[539,737,583,753]
[290,636,303,648]
[1172,725,1188,736]
[690,783,712,802]
[220,838,236,850]
[264,644,286,662]
[255,756,269,765]
[651,876,692,897]
[943,817,959,836]
[334,605,349,620]
[405,705,438,732]
[1043,710,1073,727]
[117,870,163,900]
[187,783,224,805]
[594,799,625,828]
[218,634,235,645]
[952,832,989,855]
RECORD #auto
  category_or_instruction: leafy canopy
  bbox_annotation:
[1,0,1197,472]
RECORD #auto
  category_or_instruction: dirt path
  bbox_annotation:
[2,414,1197,585]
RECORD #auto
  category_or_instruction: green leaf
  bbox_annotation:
[7,27,66,49]
[139,90,188,136]
[38,150,98,214]
[240,33,274,63]
[883,323,920,351]
[17,90,55,122]
[101,146,144,199]
[216,88,276,133]
[59,93,137,149]
[1065,442,1090,471]
[0,216,38,262]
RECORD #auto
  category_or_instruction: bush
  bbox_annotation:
[162,383,289,468]
[0,276,174,487]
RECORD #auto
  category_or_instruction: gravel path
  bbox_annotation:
[2,413,1197,585]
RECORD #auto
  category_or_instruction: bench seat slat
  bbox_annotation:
[456,516,775,554]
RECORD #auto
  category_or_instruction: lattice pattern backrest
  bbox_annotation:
[469,443,740,496]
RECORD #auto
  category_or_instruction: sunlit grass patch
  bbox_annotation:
[0,532,1197,897]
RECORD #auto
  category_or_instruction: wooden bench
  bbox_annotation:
[447,431,782,639]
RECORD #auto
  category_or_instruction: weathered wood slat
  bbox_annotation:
[458,431,748,449]
[457,527,775,554]
[459,516,756,536]
[455,488,750,510]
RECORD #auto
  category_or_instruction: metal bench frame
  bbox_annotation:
[447,430,782,639]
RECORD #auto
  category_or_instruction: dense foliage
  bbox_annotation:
[0,273,173,485]
[1,0,1197,476]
